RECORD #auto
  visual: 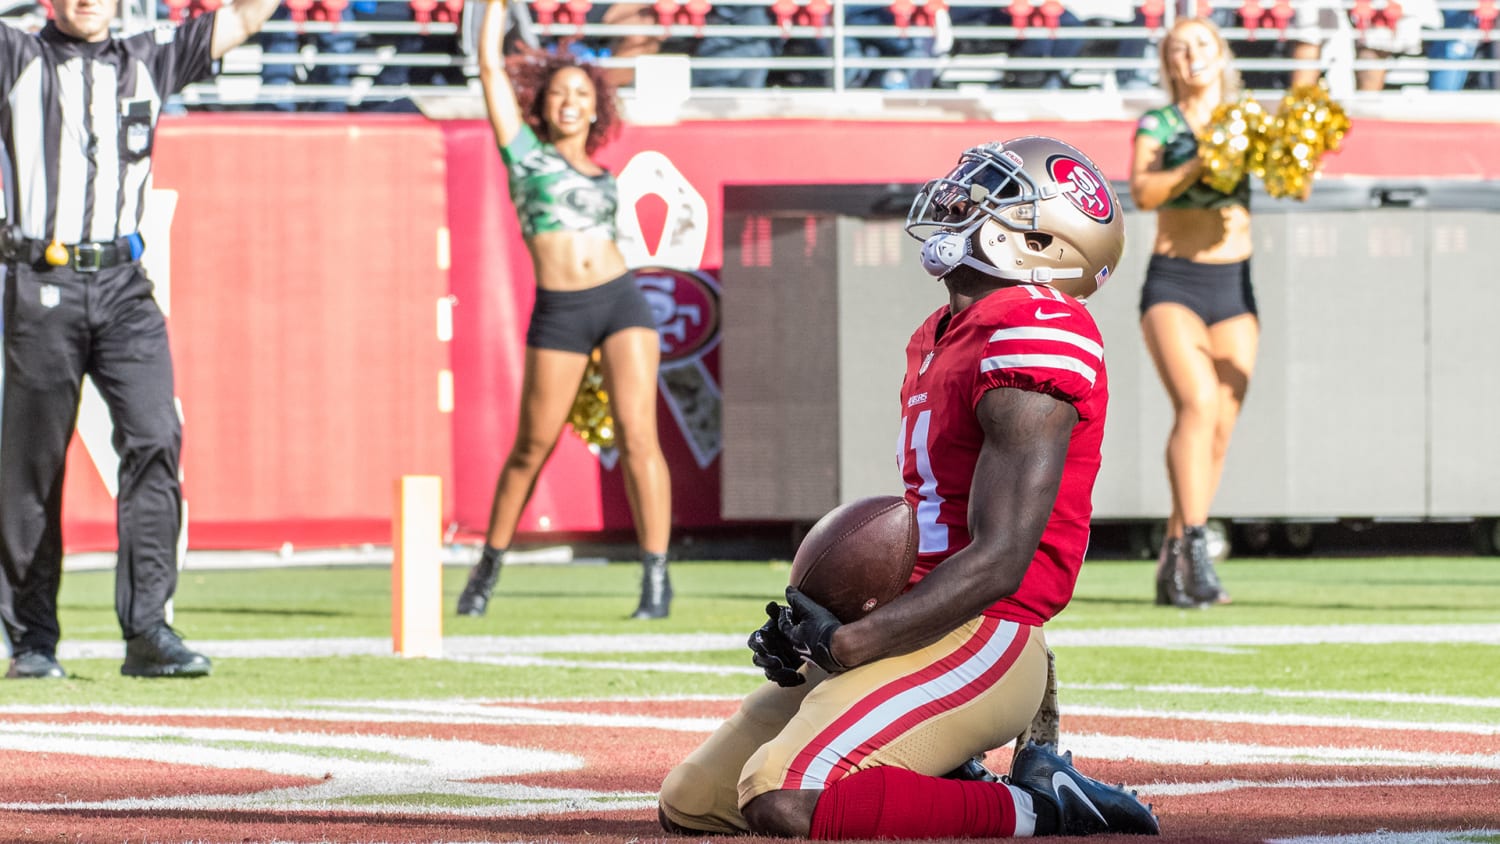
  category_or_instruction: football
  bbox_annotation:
[789,495,919,623]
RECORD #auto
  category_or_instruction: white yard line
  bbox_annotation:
[47,623,1500,661]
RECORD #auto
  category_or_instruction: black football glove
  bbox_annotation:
[779,587,848,674]
[748,601,805,687]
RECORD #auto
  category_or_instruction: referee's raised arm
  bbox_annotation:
[208,0,283,58]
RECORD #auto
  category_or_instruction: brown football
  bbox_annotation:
[789,495,919,623]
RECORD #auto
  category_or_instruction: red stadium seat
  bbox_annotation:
[1008,0,1031,35]
[1140,0,1165,29]
[283,0,314,29]
[162,0,191,23]
[654,0,680,30]
[683,0,711,32]
[1267,0,1294,37]
[1008,0,1063,36]
[563,0,593,31]
[1038,0,1062,29]
[410,0,436,31]
[1479,0,1497,38]
[890,0,946,32]
[770,0,828,35]
[1239,0,1263,39]
[1350,0,1375,32]
[530,0,560,26]
[313,0,347,26]
[804,0,830,30]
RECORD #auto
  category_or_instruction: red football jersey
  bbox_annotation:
[897,283,1108,626]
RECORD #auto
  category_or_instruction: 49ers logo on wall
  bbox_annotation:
[637,267,720,364]
[1047,155,1115,223]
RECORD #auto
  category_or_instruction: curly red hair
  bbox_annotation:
[506,45,621,157]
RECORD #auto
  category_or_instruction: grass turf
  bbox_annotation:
[6,555,1495,719]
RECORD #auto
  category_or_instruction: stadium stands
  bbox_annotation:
[1,1,1496,114]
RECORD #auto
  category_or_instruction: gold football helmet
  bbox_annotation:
[907,136,1125,300]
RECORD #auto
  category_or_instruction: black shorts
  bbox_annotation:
[1139,254,1257,327]
[526,271,658,354]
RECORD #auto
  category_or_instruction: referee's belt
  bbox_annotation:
[16,234,142,272]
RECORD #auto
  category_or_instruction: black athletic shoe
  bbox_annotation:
[121,625,212,678]
[1008,741,1160,836]
[1182,526,1226,606]
[630,556,672,620]
[457,552,502,617]
[6,650,65,679]
[1153,537,1197,607]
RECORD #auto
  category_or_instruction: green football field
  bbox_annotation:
[15,553,1500,726]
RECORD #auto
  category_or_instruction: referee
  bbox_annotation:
[0,0,279,679]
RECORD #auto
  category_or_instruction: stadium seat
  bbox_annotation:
[770,0,829,34]
[1239,0,1294,40]
[1008,1,1064,36]
[682,0,710,30]
[530,0,560,26]
[889,0,946,33]
[1140,0,1165,29]
[1477,0,1496,37]
[284,0,315,28]
[312,0,348,26]
[162,0,191,23]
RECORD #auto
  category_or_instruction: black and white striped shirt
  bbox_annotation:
[0,14,216,244]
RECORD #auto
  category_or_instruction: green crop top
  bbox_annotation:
[1135,104,1250,211]
[501,124,619,239]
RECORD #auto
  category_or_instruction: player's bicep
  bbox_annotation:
[968,387,1077,588]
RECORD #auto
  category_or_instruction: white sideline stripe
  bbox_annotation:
[0,700,729,732]
[1146,776,1500,797]
[1065,705,1500,735]
[1061,733,1500,771]
[453,653,763,676]
[48,623,1500,661]
[1269,830,1500,844]
[1066,684,1500,711]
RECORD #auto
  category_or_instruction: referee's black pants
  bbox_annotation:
[0,259,182,656]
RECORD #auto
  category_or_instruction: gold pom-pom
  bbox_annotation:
[1198,94,1270,195]
[567,350,615,450]
[1262,83,1349,200]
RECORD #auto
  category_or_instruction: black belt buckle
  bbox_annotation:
[73,242,102,272]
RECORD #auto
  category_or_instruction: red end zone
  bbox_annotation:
[0,702,1495,843]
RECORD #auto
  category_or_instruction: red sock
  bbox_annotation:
[808,766,1034,840]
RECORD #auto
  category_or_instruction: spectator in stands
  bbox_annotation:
[690,5,777,88]
[258,3,356,111]
[358,0,465,111]
[457,0,675,620]
[1288,0,1440,91]
[838,4,935,89]
[1130,16,1248,609]
[1427,5,1498,91]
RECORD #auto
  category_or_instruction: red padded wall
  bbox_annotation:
[62,115,453,550]
[54,114,1500,551]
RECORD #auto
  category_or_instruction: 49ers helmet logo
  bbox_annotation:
[1047,155,1115,224]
